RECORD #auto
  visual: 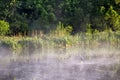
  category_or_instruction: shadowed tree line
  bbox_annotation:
[0,0,120,36]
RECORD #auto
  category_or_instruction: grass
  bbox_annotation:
[0,29,120,80]
[0,29,120,56]
[0,23,120,56]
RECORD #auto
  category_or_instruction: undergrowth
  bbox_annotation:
[0,24,120,55]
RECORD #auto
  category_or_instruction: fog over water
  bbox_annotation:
[0,48,120,80]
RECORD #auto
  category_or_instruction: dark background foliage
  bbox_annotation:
[0,0,119,35]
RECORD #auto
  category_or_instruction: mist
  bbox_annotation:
[0,0,120,80]
[0,46,120,80]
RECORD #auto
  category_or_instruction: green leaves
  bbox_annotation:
[0,20,10,36]
[105,6,120,31]
[0,0,119,35]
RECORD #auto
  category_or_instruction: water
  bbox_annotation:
[0,49,120,80]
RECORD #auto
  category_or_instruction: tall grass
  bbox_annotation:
[0,24,120,55]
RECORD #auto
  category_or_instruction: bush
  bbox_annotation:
[50,22,73,37]
[0,39,21,55]
[0,20,10,36]
[18,38,42,55]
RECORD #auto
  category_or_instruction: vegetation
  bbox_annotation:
[0,0,120,55]
[0,25,120,55]
[0,0,119,35]
[0,2,120,80]
[0,20,10,36]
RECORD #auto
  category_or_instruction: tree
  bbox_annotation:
[0,0,119,35]
[0,20,10,36]
[105,6,120,31]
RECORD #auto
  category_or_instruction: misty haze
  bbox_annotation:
[0,41,120,80]
[0,0,120,80]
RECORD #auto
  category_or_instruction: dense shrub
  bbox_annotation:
[18,38,42,55]
[0,20,10,36]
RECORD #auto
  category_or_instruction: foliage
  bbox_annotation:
[0,20,10,36]
[0,30,120,55]
[50,22,73,37]
[0,38,21,53]
[18,38,42,55]
[0,0,119,35]
[105,6,120,31]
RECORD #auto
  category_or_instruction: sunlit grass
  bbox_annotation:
[0,29,120,57]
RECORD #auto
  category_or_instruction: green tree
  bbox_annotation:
[0,0,119,35]
[105,6,120,31]
[0,20,10,36]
